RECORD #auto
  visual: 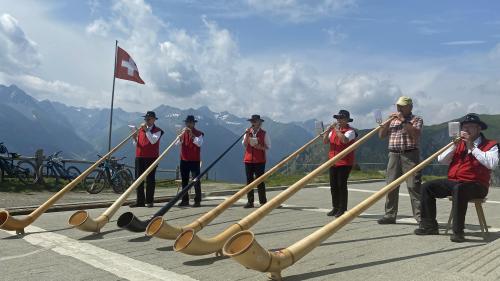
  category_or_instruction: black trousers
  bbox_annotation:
[245,163,267,204]
[180,160,201,203]
[135,157,157,205]
[329,165,352,212]
[420,179,488,233]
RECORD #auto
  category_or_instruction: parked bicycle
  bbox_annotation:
[86,155,133,194]
[0,142,36,184]
[36,151,85,187]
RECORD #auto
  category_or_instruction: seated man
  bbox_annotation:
[414,114,498,242]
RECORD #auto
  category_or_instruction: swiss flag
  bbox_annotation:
[114,47,145,84]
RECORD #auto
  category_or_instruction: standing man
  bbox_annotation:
[133,111,164,208]
[177,115,204,207]
[378,96,423,224]
[323,110,357,217]
[415,114,498,242]
[243,114,271,208]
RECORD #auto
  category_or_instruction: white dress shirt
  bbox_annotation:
[438,136,499,170]
[132,125,162,145]
[242,128,271,149]
[328,129,356,142]
[175,130,204,147]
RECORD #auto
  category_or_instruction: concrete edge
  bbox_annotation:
[2,179,386,215]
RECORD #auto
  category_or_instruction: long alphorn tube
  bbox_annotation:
[223,141,455,280]
[68,135,180,233]
[116,131,246,233]
[146,127,329,240]
[0,131,137,235]
[173,119,391,256]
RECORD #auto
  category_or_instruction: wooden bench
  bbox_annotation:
[444,196,488,239]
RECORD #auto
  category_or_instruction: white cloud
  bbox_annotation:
[87,0,101,15]
[1,0,500,130]
[86,18,110,36]
[245,0,356,22]
[336,74,402,114]
[0,72,101,107]
[489,43,500,60]
[152,38,203,96]
[441,40,486,46]
[0,14,41,74]
[323,26,347,45]
[409,19,446,35]
[467,102,492,114]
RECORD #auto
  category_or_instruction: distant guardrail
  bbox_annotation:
[282,162,500,186]
[0,149,178,183]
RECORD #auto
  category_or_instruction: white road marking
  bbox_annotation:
[1,225,197,281]
[0,248,48,261]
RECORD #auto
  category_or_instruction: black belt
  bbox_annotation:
[389,148,418,153]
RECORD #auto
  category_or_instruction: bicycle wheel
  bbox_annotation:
[66,166,85,188]
[111,169,132,194]
[86,169,108,194]
[15,160,36,184]
[37,164,60,185]
[126,168,134,180]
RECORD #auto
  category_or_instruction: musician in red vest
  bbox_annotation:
[133,111,164,208]
[415,114,498,242]
[323,110,357,217]
[243,114,271,208]
[177,115,204,207]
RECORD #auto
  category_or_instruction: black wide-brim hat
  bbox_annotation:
[333,110,353,122]
[142,111,158,120]
[460,113,487,130]
[248,114,264,122]
[184,115,198,123]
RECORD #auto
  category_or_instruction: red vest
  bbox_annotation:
[327,126,356,167]
[244,128,267,163]
[180,127,204,161]
[448,137,498,188]
[135,125,163,158]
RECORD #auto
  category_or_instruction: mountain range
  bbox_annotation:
[2,84,498,183]
[0,84,313,182]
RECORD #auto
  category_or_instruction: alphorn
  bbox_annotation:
[223,141,456,280]
[116,131,246,233]
[146,126,329,240]
[68,135,180,233]
[0,131,137,235]
[173,119,392,256]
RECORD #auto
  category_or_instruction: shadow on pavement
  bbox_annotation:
[78,228,124,240]
[285,244,483,281]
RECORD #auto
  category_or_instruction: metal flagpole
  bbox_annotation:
[108,40,118,152]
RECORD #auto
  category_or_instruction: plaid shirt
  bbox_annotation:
[388,114,423,151]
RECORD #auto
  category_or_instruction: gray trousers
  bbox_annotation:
[383,150,422,221]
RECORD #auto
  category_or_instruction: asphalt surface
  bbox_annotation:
[2,182,500,281]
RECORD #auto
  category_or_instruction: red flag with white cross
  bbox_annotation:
[114,47,145,84]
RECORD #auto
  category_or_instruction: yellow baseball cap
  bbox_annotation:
[396,96,413,106]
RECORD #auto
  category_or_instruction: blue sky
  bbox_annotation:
[0,0,499,128]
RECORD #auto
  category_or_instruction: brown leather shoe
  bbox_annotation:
[450,232,466,242]
[377,217,396,224]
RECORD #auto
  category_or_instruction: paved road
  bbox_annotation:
[2,182,500,281]
[0,182,242,209]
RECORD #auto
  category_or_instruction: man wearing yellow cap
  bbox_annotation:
[378,96,423,224]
